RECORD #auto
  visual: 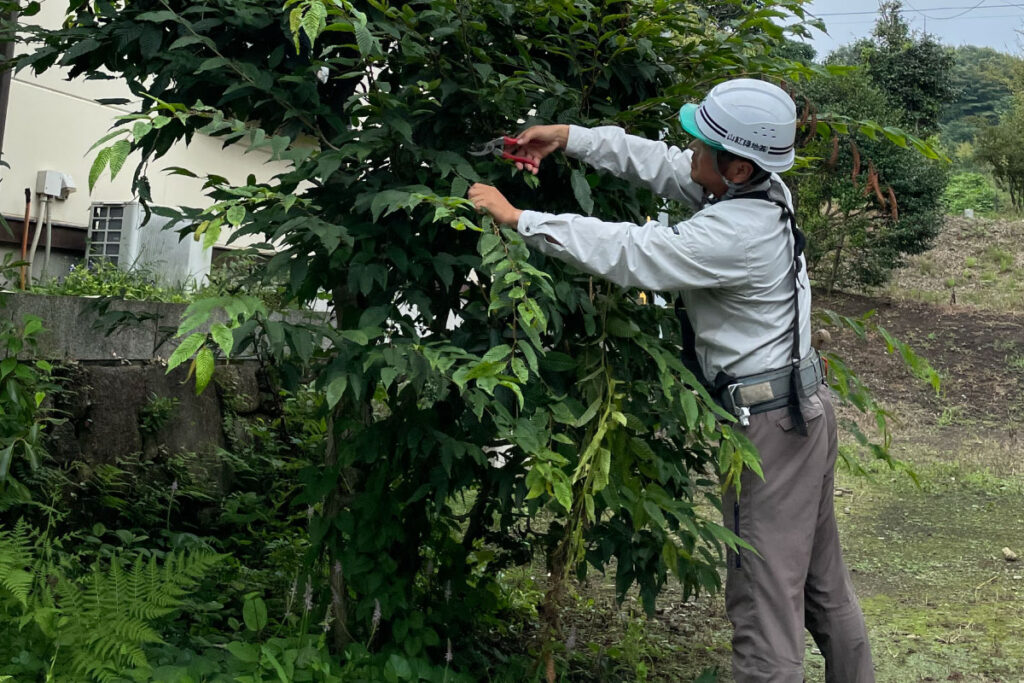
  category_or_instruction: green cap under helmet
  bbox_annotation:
[679,102,725,151]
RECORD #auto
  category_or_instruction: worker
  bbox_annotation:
[468,78,875,682]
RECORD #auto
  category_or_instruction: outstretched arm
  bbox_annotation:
[468,183,731,292]
[513,124,703,209]
[563,126,703,208]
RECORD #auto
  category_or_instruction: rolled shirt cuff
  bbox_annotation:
[516,209,554,238]
[564,124,594,159]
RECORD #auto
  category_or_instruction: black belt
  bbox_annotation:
[717,352,826,424]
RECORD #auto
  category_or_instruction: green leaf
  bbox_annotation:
[196,56,230,73]
[451,176,469,199]
[680,390,697,429]
[194,347,215,394]
[61,37,100,62]
[606,316,638,338]
[478,232,501,259]
[573,398,602,428]
[370,190,411,223]
[0,444,13,481]
[22,317,42,336]
[552,478,572,513]
[386,651,414,679]
[167,333,206,371]
[0,357,16,380]
[261,647,290,683]
[226,641,259,663]
[87,128,128,153]
[301,1,327,49]
[341,329,369,345]
[353,10,380,57]
[511,357,528,383]
[326,375,348,408]
[242,596,268,632]
[168,34,214,51]
[226,204,246,227]
[539,351,576,372]
[136,10,179,22]
[592,447,611,491]
[570,168,594,214]
[131,120,154,140]
[88,147,112,191]
[209,323,234,357]
[289,7,303,52]
[481,344,512,363]
[107,139,132,180]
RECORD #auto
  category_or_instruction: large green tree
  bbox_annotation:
[940,45,1018,146]
[799,0,951,289]
[975,93,1024,209]
[797,69,948,288]
[3,0,920,679]
[864,0,955,136]
[5,0,825,676]
[825,1,955,137]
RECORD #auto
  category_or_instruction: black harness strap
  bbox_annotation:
[674,297,707,388]
[677,184,809,436]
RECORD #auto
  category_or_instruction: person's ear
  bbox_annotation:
[724,159,753,185]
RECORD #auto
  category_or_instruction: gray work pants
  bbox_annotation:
[722,388,874,682]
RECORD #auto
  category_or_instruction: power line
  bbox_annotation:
[904,0,990,20]
[823,11,1023,23]
[814,2,1020,16]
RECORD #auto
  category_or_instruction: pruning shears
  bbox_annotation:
[468,136,535,166]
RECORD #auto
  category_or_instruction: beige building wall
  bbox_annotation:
[1,1,288,248]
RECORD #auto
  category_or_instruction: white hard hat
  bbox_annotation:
[679,79,797,173]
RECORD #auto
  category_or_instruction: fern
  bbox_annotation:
[0,519,37,608]
[0,521,223,682]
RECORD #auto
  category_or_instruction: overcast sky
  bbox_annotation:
[801,0,1024,59]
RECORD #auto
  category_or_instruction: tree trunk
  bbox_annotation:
[324,283,366,652]
[827,224,847,296]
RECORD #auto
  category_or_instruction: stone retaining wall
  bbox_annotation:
[2,293,269,491]
[2,292,188,361]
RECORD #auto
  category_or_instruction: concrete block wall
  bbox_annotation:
[1,292,272,492]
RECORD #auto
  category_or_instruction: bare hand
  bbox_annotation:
[468,183,523,226]
[511,124,569,175]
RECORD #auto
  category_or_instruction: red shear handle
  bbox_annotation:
[499,138,536,166]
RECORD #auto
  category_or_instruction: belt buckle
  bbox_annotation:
[726,384,751,427]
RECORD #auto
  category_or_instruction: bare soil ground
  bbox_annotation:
[553,216,1024,682]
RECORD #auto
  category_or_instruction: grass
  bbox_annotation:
[884,216,1024,312]
[983,245,1015,273]
[553,385,1024,680]
[834,458,1024,682]
[577,448,1024,681]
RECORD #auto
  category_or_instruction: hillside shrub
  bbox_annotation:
[797,69,948,289]
[941,172,998,214]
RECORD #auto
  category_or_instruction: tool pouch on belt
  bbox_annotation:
[718,352,826,419]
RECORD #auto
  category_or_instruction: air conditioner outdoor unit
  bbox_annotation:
[86,202,211,288]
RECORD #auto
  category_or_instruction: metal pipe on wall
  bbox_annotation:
[19,187,29,288]
[43,194,52,278]
[27,194,47,283]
